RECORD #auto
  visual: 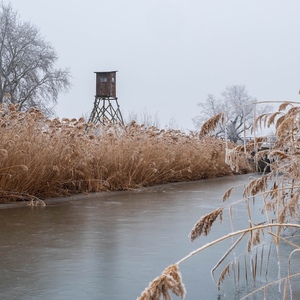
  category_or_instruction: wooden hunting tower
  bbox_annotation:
[88,71,124,125]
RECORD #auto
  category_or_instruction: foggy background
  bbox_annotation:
[8,0,300,131]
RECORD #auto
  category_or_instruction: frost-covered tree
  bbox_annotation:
[126,109,161,128]
[0,2,70,116]
[193,85,270,142]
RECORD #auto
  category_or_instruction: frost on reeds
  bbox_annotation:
[137,102,300,299]
[0,104,251,204]
[189,207,223,241]
[199,112,225,138]
[137,264,186,300]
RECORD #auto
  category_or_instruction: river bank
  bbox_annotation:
[0,173,255,209]
[0,106,252,204]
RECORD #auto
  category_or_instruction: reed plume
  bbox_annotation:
[189,207,223,241]
[199,112,224,138]
[243,175,268,197]
[222,186,234,202]
[137,264,185,300]
[278,101,293,111]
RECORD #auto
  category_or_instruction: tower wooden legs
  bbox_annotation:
[88,97,124,125]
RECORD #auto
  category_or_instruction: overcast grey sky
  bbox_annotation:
[8,0,300,130]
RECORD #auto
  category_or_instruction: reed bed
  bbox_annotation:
[137,102,300,300]
[0,104,251,204]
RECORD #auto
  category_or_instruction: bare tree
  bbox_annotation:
[126,109,161,128]
[193,85,270,142]
[0,2,70,116]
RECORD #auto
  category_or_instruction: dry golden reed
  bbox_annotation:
[267,111,282,127]
[0,104,251,203]
[189,207,223,241]
[243,175,268,197]
[217,263,232,291]
[199,112,224,138]
[137,264,185,300]
[278,101,293,111]
[222,186,234,202]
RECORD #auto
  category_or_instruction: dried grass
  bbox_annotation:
[189,207,223,241]
[0,104,251,204]
[199,112,224,138]
[137,264,185,300]
[243,175,268,197]
[222,186,234,202]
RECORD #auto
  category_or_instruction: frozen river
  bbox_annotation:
[0,174,299,300]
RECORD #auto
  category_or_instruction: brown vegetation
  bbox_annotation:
[0,104,251,204]
[138,264,186,300]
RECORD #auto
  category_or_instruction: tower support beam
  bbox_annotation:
[88,96,124,125]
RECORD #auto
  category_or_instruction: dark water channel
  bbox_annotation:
[0,174,299,300]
